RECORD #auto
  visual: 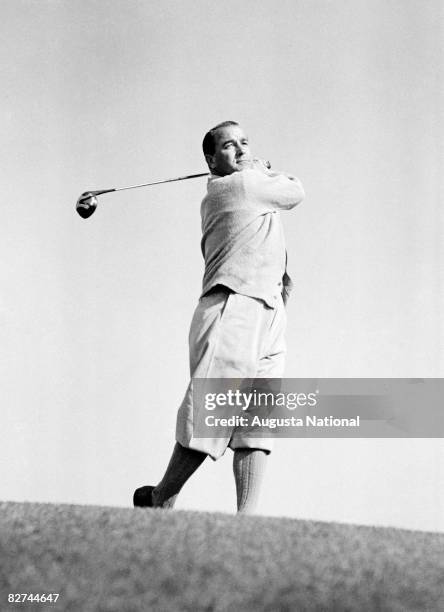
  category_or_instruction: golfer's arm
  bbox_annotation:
[255,172,305,210]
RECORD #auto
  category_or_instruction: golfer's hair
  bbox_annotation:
[202,121,239,157]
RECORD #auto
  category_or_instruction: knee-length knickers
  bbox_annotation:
[175,287,286,460]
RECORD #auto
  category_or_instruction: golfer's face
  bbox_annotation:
[210,125,253,176]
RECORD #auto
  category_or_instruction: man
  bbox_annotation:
[134,121,305,514]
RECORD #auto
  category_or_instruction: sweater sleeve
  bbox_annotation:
[241,168,305,211]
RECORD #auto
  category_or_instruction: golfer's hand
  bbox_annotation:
[253,159,297,180]
[253,158,272,173]
[281,270,293,306]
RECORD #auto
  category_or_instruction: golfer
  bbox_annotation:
[134,121,305,513]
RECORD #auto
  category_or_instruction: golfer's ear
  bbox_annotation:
[205,154,215,171]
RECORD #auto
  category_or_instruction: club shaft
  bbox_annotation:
[94,172,209,196]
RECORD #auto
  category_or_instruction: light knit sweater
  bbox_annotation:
[200,167,305,308]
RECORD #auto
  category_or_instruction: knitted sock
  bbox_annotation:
[152,442,207,508]
[233,448,268,514]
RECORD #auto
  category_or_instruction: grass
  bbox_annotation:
[1,501,443,611]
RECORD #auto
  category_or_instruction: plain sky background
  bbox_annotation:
[2,0,443,532]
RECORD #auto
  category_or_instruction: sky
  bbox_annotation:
[1,0,443,532]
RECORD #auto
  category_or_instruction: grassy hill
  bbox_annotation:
[1,501,443,611]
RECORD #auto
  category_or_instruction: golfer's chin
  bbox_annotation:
[235,159,253,170]
[216,159,253,176]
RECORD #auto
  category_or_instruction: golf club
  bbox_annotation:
[76,172,209,219]
[76,160,271,219]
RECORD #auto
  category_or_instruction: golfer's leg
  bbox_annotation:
[152,442,207,508]
[233,448,268,514]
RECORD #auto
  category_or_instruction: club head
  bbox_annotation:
[76,192,98,219]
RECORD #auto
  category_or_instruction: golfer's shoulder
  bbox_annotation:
[207,171,248,198]
[206,169,282,202]
[227,168,267,194]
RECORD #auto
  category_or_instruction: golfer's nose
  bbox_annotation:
[236,141,247,155]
